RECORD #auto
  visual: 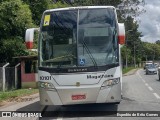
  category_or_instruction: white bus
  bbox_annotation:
[25,6,125,105]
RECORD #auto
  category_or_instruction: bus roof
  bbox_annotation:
[44,6,115,13]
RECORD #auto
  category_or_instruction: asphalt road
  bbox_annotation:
[1,69,160,120]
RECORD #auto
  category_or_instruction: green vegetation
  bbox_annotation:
[0,0,35,63]
[0,89,38,102]
[122,67,135,74]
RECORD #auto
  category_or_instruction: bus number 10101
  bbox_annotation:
[40,76,52,80]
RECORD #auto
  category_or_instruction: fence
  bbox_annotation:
[0,63,21,91]
[0,67,3,91]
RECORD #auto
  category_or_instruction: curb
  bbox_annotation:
[7,93,39,102]
[0,93,39,109]
[123,68,139,76]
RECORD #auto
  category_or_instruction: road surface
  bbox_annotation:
[0,69,160,120]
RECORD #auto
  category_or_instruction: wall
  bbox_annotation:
[21,61,38,88]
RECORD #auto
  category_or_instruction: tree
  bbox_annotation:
[155,40,160,45]
[0,0,35,63]
[117,0,145,18]
[22,0,69,25]
[121,45,132,67]
[0,0,34,40]
[0,37,28,63]
[73,0,121,6]
[22,0,52,25]
[120,16,143,66]
[142,42,160,61]
[73,0,145,14]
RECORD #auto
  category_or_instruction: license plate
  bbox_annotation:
[72,95,86,100]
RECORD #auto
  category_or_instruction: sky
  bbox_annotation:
[137,0,160,43]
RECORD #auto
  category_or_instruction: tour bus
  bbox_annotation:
[25,6,125,105]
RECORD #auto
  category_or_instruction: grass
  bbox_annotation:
[122,67,135,74]
[0,89,39,102]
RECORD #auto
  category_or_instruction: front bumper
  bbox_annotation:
[146,71,157,74]
[39,84,121,105]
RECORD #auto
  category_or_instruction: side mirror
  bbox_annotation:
[25,28,39,49]
[118,23,125,45]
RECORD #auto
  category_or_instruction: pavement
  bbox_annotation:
[123,68,139,76]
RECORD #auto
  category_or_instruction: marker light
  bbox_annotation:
[101,78,120,89]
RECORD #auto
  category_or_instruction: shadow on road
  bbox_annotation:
[15,100,118,119]
[41,103,118,119]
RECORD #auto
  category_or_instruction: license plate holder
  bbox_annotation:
[72,95,86,100]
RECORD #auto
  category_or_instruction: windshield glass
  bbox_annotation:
[39,8,119,68]
[148,64,156,69]
[78,9,118,67]
[39,10,78,68]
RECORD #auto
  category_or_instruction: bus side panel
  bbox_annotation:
[96,87,111,103]
[96,82,121,103]
[105,83,121,103]
[39,89,62,105]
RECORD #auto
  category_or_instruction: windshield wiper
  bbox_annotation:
[81,37,98,69]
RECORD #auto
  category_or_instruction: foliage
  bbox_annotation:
[118,0,146,18]
[22,0,52,25]
[0,37,29,63]
[121,16,143,66]
[22,0,69,25]
[142,42,160,61]
[121,45,132,65]
[74,0,121,6]
[155,40,160,45]
[0,0,37,63]
[0,0,34,39]
[49,1,69,8]
[122,67,135,74]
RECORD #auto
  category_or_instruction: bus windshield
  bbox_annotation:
[39,8,118,68]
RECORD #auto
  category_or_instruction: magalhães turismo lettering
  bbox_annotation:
[87,74,113,79]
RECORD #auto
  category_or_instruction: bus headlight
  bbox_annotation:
[38,82,56,90]
[101,78,120,89]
